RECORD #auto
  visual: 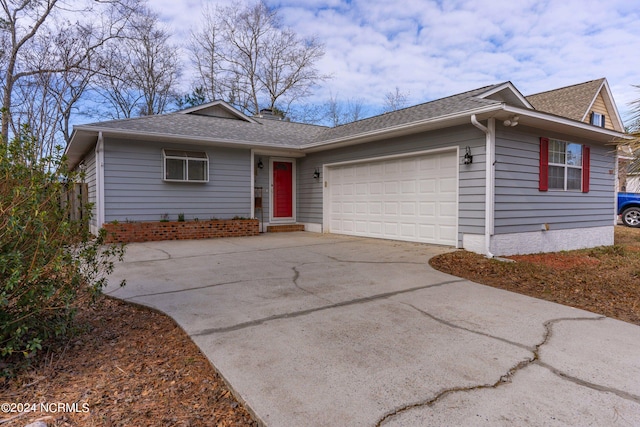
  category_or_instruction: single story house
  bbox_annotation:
[65,78,626,256]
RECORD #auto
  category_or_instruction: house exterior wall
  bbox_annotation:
[81,149,98,231]
[297,125,486,246]
[491,125,615,255]
[254,156,271,223]
[102,138,252,223]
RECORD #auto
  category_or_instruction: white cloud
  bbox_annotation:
[157,0,640,123]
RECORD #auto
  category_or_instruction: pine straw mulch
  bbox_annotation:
[2,226,639,426]
[1,296,256,427]
[429,226,640,326]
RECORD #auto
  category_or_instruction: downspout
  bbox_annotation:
[95,132,105,231]
[471,115,495,258]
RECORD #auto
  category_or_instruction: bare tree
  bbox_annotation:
[323,93,365,127]
[93,6,181,118]
[0,0,142,150]
[189,1,327,116]
[188,5,224,103]
[382,86,410,113]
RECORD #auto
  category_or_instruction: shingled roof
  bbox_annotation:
[75,83,507,149]
[68,79,625,168]
[311,83,505,143]
[526,78,605,122]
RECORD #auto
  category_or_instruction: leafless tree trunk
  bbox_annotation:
[188,5,224,103]
[382,87,410,113]
[323,93,365,127]
[0,0,142,153]
[189,0,327,116]
[93,6,181,117]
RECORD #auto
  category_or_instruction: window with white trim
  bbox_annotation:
[590,112,605,128]
[548,139,582,191]
[163,149,209,182]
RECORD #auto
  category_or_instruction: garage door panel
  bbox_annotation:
[401,223,416,237]
[401,180,416,193]
[418,225,436,239]
[384,222,398,235]
[420,179,436,193]
[401,202,416,215]
[328,151,457,246]
[384,182,399,194]
[369,222,382,234]
[440,177,457,192]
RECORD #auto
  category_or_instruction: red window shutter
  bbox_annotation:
[539,137,549,191]
[582,145,590,193]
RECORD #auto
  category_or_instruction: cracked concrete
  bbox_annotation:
[107,232,640,426]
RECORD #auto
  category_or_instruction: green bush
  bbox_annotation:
[0,127,125,375]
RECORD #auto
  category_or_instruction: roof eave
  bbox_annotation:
[503,105,630,143]
[67,126,306,163]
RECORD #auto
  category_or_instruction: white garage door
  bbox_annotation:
[326,150,458,245]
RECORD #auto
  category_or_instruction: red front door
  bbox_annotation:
[273,161,293,218]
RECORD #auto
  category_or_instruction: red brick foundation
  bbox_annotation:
[103,219,259,243]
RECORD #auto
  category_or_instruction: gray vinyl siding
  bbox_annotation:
[494,126,616,234]
[103,138,251,222]
[297,125,486,245]
[81,150,97,228]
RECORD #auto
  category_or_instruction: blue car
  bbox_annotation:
[619,192,640,227]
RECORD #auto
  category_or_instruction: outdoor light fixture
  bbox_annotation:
[463,146,473,165]
[503,115,519,127]
[257,158,264,169]
[313,168,321,179]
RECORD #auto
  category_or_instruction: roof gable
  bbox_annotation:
[476,82,532,109]
[177,100,258,123]
[526,78,624,132]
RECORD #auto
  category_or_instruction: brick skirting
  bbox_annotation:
[103,219,259,243]
[266,224,305,233]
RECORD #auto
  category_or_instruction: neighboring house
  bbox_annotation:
[65,79,626,256]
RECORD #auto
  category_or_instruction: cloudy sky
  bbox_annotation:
[153,0,639,125]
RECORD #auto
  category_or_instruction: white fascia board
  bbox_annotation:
[478,82,533,109]
[300,104,504,153]
[600,80,625,132]
[176,100,258,123]
[581,80,605,123]
[502,105,630,142]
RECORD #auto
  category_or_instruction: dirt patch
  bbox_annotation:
[507,253,601,270]
[1,297,256,426]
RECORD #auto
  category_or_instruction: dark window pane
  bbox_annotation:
[549,166,564,189]
[188,159,207,181]
[166,158,184,180]
[567,168,582,190]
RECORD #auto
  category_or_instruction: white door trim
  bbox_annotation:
[269,157,296,223]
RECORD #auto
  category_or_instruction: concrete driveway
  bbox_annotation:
[105,232,640,426]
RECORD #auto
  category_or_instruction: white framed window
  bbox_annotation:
[590,112,605,128]
[548,139,583,191]
[162,149,209,182]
